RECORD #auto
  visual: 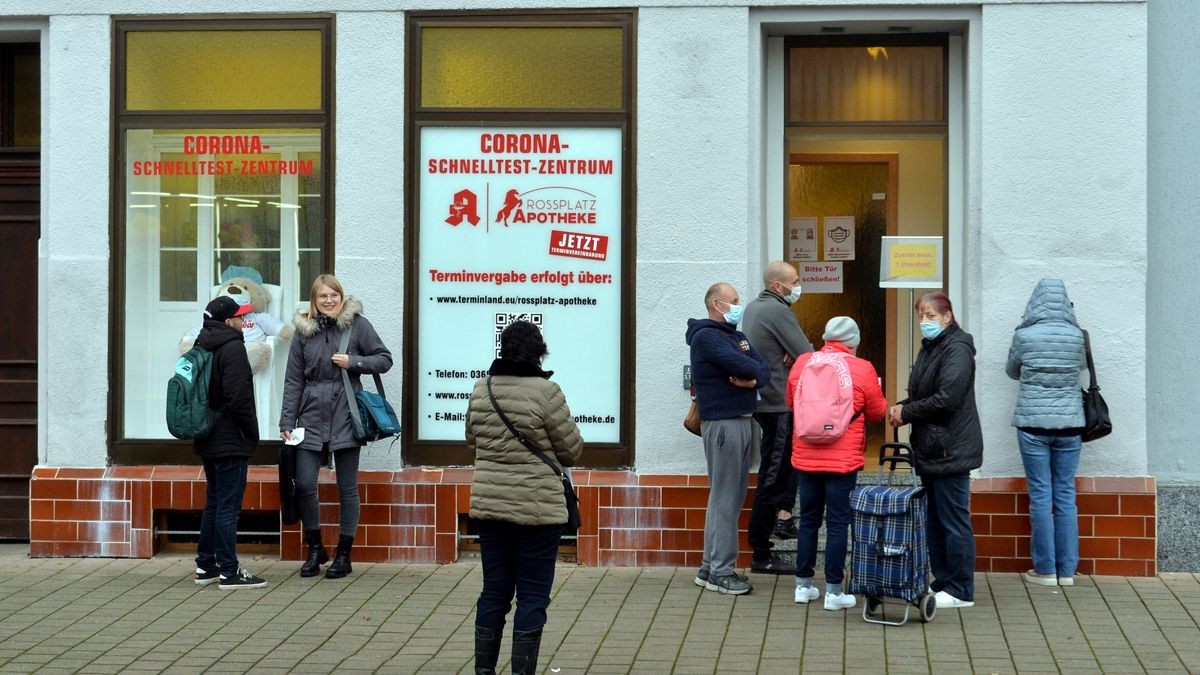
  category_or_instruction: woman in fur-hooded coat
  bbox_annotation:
[280,274,392,580]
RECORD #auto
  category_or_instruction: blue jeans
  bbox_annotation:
[794,470,858,585]
[922,472,975,602]
[749,412,799,555]
[1017,430,1082,577]
[195,456,250,574]
[476,520,562,632]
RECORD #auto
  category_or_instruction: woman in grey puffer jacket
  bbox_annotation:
[280,274,393,580]
[1006,278,1086,587]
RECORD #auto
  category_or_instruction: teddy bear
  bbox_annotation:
[179,267,295,373]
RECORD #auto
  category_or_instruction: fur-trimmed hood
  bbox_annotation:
[293,296,364,337]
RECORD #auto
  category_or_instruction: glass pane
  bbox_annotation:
[298,196,324,249]
[124,127,323,440]
[12,53,39,147]
[298,152,321,194]
[298,251,323,296]
[156,155,198,247]
[216,251,281,286]
[159,251,197,301]
[125,29,322,111]
[421,27,622,109]
[789,46,943,123]
[218,202,279,249]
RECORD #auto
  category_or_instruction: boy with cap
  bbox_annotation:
[193,296,267,590]
[786,317,887,610]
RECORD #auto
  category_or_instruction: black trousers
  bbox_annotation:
[749,412,799,555]
[475,520,562,631]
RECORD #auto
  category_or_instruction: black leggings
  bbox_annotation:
[295,445,361,537]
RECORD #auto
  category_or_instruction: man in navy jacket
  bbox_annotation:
[685,282,771,595]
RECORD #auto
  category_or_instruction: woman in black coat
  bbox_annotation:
[280,274,392,579]
[889,292,983,610]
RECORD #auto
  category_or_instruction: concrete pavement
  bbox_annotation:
[0,545,1197,673]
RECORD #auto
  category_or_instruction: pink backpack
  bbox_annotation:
[793,351,861,444]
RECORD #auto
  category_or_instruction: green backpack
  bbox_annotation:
[166,346,218,439]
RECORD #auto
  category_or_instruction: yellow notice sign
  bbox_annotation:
[888,244,938,279]
[879,236,943,288]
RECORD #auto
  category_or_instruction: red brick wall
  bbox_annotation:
[29,467,1157,576]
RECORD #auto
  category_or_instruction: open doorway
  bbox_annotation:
[782,35,949,462]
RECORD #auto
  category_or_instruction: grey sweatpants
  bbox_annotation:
[700,416,755,578]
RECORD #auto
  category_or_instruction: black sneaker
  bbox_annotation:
[694,568,709,587]
[218,568,267,590]
[772,518,797,540]
[705,573,752,595]
[750,554,795,575]
[194,567,220,586]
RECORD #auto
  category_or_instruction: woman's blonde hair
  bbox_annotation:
[308,274,346,317]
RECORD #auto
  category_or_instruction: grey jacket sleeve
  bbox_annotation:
[773,308,813,357]
[348,316,394,375]
[1005,331,1023,380]
[279,334,306,431]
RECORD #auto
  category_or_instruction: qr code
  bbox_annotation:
[495,313,543,358]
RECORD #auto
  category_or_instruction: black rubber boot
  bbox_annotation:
[473,624,503,675]
[325,534,354,579]
[510,628,543,675]
[299,529,328,577]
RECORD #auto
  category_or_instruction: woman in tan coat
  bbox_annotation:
[466,321,583,675]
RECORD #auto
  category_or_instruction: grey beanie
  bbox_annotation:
[823,316,861,348]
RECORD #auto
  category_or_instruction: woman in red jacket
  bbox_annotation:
[787,316,888,610]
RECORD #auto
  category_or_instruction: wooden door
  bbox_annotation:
[0,149,38,540]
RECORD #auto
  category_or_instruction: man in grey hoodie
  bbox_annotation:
[741,261,813,574]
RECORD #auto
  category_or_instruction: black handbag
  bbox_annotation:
[1081,330,1112,443]
[339,325,401,443]
[278,446,299,525]
[486,376,581,531]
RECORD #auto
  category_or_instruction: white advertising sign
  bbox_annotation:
[418,127,623,442]
[823,216,856,261]
[788,217,818,261]
[798,262,844,294]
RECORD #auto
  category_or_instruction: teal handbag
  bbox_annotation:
[339,326,400,443]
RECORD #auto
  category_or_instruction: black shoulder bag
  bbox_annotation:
[486,376,581,531]
[1081,330,1113,443]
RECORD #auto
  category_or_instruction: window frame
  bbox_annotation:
[404,10,637,468]
[109,16,335,465]
[785,34,949,130]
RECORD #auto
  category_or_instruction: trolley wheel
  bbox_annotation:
[865,596,882,617]
[920,593,937,623]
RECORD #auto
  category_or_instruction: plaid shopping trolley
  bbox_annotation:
[849,437,937,625]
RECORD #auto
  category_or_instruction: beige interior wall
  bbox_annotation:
[786,135,945,406]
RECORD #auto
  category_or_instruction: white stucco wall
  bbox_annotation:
[25,1,1151,478]
[334,12,407,471]
[43,15,110,467]
[1148,0,1200,483]
[635,6,751,474]
[977,2,1147,477]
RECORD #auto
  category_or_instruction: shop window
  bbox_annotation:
[0,44,39,148]
[419,26,623,109]
[114,20,331,462]
[788,44,943,124]
[125,30,322,111]
[406,12,634,468]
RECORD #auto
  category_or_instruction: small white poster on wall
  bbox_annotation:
[798,262,844,294]
[823,216,856,261]
[788,217,818,261]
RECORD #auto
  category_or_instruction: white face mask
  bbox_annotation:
[781,284,802,305]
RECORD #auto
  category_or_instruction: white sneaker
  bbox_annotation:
[934,590,974,608]
[823,592,857,610]
[794,586,819,604]
[1057,576,1075,587]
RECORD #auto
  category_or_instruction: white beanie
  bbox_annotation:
[823,316,861,348]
